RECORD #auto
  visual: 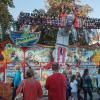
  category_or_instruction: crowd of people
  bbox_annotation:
[12,63,100,100]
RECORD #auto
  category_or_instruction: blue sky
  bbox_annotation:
[9,0,100,19]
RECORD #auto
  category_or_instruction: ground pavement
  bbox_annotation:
[41,93,100,100]
[0,93,99,100]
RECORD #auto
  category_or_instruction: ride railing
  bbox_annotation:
[15,13,100,29]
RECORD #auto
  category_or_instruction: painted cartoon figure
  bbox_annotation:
[55,8,78,66]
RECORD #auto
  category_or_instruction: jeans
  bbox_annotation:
[97,87,100,95]
[72,92,78,100]
[12,86,18,100]
[83,88,93,100]
[77,89,83,100]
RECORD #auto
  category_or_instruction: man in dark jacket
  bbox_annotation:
[82,69,93,100]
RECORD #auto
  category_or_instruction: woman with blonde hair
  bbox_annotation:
[12,64,22,99]
[16,67,43,100]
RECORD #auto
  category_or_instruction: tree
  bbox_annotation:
[0,0,14,41]
[46,0,93,46]
[0,0,14,7]
[15,0,94,46]
[47,0,92,17]
[47,0,74,15]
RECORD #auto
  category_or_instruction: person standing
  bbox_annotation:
[82,69,93,100]
[66,75,72,100]
[45,63,66,100]
[63,64,72,82]
[70,75,78,100]
[16,67,43,100]
[76,72,83,100]
[96,68,100,96]
[12,65,22,100]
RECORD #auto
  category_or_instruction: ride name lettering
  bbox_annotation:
[16,34,38,45]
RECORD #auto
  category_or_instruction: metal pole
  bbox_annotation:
[23,50,26,78]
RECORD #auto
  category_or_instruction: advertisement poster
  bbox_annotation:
[2,44,24,63]
[25,46,52,68]
[53,47,99,75]
[5,63,16,83]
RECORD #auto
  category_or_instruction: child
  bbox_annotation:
[70,75,78,100]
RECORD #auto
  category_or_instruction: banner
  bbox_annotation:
[10,31,41,47]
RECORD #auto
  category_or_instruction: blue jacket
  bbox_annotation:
[13,70,21,88]
[83,75,93,89]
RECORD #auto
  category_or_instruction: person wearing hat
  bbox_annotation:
[45,63,66,100]
[16,67,43,100]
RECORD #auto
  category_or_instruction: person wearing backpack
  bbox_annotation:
[82,69,93,100]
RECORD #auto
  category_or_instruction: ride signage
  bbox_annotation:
[82,17,100,29]
[10,31,41,47]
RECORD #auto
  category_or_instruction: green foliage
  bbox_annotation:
[0,0,15,7]
[42,0,75,45]
[38,0,75,45]
[47,0,75,18]
[0,0,14,40]
[38,26,58,45]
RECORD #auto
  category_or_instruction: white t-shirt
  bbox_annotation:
[71,80,78,93]
[56,28,69,46]
[96,74,100,88]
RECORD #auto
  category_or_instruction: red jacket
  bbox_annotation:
[46,73,66,100]
[16,79,43,100]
